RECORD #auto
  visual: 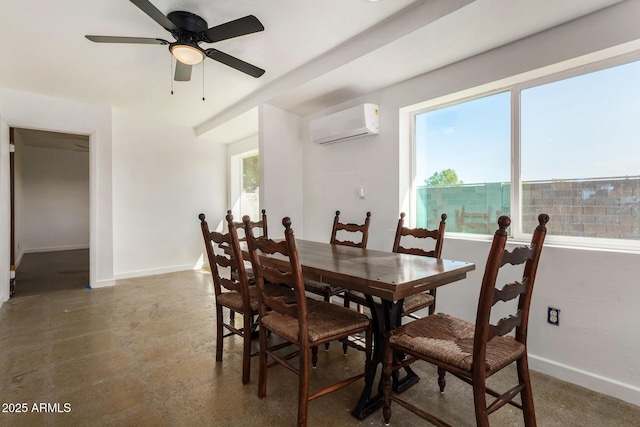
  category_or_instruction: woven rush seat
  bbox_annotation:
[343,290,434,315]
[388,313,525,373]
[261,299,370,343]
[217,282,295,313]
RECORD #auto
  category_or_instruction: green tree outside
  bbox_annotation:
[243,155,259,193]
[425,169,462,187]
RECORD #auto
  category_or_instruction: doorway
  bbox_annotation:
[11,128,90,296]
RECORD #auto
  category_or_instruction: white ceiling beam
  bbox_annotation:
[195,0,476,137]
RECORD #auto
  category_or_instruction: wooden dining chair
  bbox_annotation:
[244,216,372,427]
[199,212,294,384]
[344,212,447,320]
[304,210,371,304]
[381,214,549,427]
[228,209,268,323]
[230,208,268,241]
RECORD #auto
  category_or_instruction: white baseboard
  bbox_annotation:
[93,278,115,288]
[113,264,196,281]
[15,245,90,270]
[529,353,640,407]
[23,244,90,254]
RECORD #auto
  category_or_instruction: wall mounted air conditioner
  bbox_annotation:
[310,103,379,144]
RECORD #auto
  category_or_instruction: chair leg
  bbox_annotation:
[428,289,437,316]
[382,336,394,425]
[242,311,252,384]
[297,345,310,427]
[258,325,269,398]
[215,305,224,362]
[343,295,350,355]
[517,356,537,427]
[437,367,446,393]
[312,346,318,368]
[324,293,331,350]
[472,375,490,427]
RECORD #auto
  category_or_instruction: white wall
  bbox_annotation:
[0,87,113,294]
[286,2,640,406]
[260,104,304,237]
[14,143,89,262]
[111,111,227,279]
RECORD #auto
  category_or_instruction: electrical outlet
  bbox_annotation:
[547,307,560,326]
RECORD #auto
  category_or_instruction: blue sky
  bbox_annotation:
[415,59,640,184]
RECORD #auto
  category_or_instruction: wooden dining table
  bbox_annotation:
[254,239,476,420]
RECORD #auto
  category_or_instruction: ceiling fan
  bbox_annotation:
[86,0,265,81]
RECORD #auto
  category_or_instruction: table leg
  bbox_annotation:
[351,296,419,419]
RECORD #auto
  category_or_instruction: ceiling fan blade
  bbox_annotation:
[174,61,192,81]
[202,15,264,43]
[130,0,177,32]
[205,49,265,78]
[85,35,168,45]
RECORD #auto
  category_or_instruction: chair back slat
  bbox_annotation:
[244,215,307,322]
[397,247,436,258]
[208,231,228,246]
[230,209,268,241]
[491,279,528,306]
[473,214,549,370]
[219,276,242,293]
[199,213,251,309]
[499,245,536,268]
[392,212,446,259]
[330,211,371,248]
[212,253,236,270]
[488,311,524,340]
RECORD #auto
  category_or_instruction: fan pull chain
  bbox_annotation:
[170,56,174,95]
[202,62,205,101]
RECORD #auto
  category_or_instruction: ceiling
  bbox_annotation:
[0,0,624,144]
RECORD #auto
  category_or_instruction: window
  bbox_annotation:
[414,57,640,249]
[520,61,640,241]
[415,92,511,235]
[230,150,260,222]
[241,154,260,220]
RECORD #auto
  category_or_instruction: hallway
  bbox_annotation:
[14,249,89,297]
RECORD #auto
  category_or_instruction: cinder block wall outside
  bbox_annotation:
[417,177,640,238]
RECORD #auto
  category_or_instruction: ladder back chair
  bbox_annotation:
[231,208,268,241]
[304,210,372,303]
[244,216,372,427]
[344,212,447,320]
[228,208,267,280]
[382,214,549,427]
[199,212,294,384]
[228,208,268,319]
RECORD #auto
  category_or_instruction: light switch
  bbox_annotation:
[358,187,366,199]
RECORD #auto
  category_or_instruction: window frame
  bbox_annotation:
[410,51,640,253]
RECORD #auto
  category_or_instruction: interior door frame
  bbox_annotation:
[9,127,15,297]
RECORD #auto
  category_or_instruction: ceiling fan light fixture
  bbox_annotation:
[171,44,204,65]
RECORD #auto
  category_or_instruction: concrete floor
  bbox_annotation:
[1,262,639,426]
